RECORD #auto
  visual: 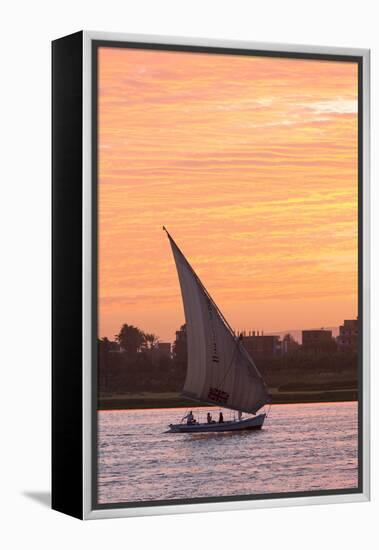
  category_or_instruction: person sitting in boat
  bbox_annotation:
[238,411,243,421]
[218,412,224,423]
[183,411,196,425]
[207,412,212,423]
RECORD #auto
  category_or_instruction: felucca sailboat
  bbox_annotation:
[164,228,271,433]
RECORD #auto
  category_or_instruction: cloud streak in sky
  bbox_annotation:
[98,48,358,342]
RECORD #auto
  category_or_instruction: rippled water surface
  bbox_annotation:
[98,401,358,504]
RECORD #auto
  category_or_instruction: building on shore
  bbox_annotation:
[282,333,300,354]
[144,342,172,365]
[336,318,358,352]
[301,329,336,353]
[156,342,171,358]
[173,324,187,363]
[241,330,281,358]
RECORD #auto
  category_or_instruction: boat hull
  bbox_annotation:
[167,413,266,433]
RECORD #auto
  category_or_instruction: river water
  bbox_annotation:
[97,401,358,504]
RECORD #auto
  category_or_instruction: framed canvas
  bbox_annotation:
[52,31,370,520]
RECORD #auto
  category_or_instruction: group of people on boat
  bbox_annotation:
[182,411,223,425]
[182,410,243,425]
[206,412,222,423]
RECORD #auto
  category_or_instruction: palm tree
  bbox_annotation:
[115,324,145,355]
[143,332,159,350]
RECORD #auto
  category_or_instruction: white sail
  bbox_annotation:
[165,229,270,414]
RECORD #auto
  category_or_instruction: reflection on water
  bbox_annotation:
[97,401,358,504]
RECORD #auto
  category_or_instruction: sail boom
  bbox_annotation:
[181,391,265,414]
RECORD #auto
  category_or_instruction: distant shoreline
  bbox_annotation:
[98,389,358,411]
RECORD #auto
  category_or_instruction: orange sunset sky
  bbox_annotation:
[98,47,358,343]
